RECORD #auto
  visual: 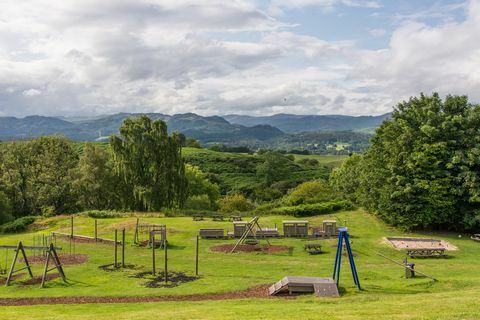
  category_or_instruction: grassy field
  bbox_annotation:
[0,210,479,319]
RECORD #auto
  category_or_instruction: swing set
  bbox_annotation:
[0,241,67,287]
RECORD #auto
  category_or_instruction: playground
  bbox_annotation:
[0,209,479,319]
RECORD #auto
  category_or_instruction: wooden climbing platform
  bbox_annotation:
[269,276,339,297]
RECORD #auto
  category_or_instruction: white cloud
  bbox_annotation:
[0,0,478,118]
[22,89,41,96]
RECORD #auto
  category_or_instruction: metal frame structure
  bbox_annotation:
[332,227,361,290]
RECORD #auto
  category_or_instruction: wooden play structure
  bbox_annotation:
[2,242,66,287]
[311,220,340,238]
[199,228,225,239]
[233,221,253,238]
[269,227,360,297]
[133,219,167,248]
[269,276,339,297]
[256,227,279,238]
[283,220,309,237]
[230,217,270,253]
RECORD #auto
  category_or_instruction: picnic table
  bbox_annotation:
[406,248,445,258]
[212,215,224,221]
[304,243,323,255]
[229,215,242,221]
[192,214,204,221]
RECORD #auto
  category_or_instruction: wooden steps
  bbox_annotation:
[269,276,339,297]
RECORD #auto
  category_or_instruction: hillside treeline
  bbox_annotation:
[0,116,335,223]
[331,93,480,231]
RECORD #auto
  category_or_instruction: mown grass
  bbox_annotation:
[0,210,478,319]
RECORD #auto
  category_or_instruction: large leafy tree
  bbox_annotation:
[0,142,33,217]
[332,93,480,230]
[110,116,188,211]
[0,137,78,216]
[71,144,128,210]
[29,137,79,214]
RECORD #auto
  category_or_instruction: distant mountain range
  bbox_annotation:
[223,113,390,133]
[0,112,390,152]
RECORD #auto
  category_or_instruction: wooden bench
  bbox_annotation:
[212,215,224,221]
[199,228,224,239]
[193,214,204,221]
[407,248,445,258]
[304,243,323,255]
[229,215,242,221]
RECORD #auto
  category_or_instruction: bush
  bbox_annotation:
[86,210,122,219]
[218,194,255,212]
[283,180,336,206]
[271,200,353,217]
[184,195,215,211]
[0,216,36,233]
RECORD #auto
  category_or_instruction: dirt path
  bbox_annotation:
[0,284,294,306]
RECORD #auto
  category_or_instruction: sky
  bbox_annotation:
[0,0,478,117]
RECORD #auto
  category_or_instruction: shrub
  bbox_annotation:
[0,216,36,233]
[271,200,353,217]
[184,195,215,211]
[218,194,255,212]
[283,180,336,206]
[86,210,122,219]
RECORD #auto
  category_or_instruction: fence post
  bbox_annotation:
[94,219,98,241]
[114,229,118,268]
[122,228,126,268]
[195,235,199,276]
[164,239,168,284]
[152,232,156,275]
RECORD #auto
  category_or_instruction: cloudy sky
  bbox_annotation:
[0,0,478,117]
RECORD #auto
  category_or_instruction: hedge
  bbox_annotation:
[271,200,353,217]
[0,216,36,233]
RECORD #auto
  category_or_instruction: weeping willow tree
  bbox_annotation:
[110,116,188,211]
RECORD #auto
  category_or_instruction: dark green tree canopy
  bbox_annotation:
[331,93,480,231]
[110,116,188,211]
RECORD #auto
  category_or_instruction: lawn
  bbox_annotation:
[0,210,479,319]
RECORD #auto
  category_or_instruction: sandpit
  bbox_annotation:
[210,244,290,254]
[385,237,457,251]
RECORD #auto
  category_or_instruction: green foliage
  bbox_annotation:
[110,116,188,211]
[218,194,255,212]
[271,200,353,217]
[85,210,122,219]
[185,164,220,207]
[283,180,336,206]
[71,144,127,210]
[0,216,36,233]
[0,190,13,224]
[256,151,296,186]
[184,195,215,211]
[330,154,363,203]
[0,137,79,217]
[332,93,480,231]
